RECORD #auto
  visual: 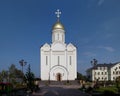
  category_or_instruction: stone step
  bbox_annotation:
[39,80,80,85]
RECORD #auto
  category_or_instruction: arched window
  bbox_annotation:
[46,56,48,65]
[57,33,59,40]
[62,34,64,42]
[70,56,72,65]
[58,56,60,65]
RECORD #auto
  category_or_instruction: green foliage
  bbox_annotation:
[9,64,23,78]
[77,72,87,80]
[0,83,13,93]
[0,64,23,86]
[94,86,118,94]
[0,70,8,82]
[25,64,35,91]
[8,64,23,85]
[116,76,120,93]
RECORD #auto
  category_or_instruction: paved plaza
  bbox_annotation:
[31,85,89,96]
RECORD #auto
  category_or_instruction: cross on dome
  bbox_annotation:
[55,9,61,21]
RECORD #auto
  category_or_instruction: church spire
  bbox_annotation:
[52,9,65,43]
[55,9,61,22]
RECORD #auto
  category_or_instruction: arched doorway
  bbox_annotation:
[56,73,61,81]
[50,65,68,80]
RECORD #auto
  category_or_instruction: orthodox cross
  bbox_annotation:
[55,9,61,21]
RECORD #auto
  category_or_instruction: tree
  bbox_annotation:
[8,64,23,84]
[77,72,87,81]
[0,64,23,84]
[25,64,35,91]
[116,76,120,93]
[0,70,8,82]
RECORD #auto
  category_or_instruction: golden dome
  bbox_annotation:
[52,21,64,30]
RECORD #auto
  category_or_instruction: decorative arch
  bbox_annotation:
[49,65,69,81]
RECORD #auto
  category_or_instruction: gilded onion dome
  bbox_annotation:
[52,21,64,30]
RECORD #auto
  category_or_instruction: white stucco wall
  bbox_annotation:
[110,63,120,81]
[87,63,120,81]
[40,28,77,81]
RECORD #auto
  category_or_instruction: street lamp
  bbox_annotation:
[91,59,97,82]
[103,64,106,87]
[19,59,27,83]
[19,59,27,74]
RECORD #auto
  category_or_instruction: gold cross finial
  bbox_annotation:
[55,9,61,21]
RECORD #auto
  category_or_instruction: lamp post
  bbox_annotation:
[103,64,106,87]
[91,59,97,82]
[19,59,27,82]
[19,59,27,74]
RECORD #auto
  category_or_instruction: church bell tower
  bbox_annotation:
[52,9,65,43]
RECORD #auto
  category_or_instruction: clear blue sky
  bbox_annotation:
[0,0,120,77]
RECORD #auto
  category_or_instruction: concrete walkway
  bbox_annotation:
[31,85,90,96]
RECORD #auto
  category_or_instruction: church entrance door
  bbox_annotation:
[56,73,61,81]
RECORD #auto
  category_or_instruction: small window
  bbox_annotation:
[101,72,103,75]
[113,71,114,74]
[98,72,100,75]
[105,72,107,75]
[113,77,115,80]
[116,71,118,75]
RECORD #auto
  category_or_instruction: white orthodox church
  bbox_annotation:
[40,10,77,81]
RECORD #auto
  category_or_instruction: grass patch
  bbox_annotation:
[94,86,118,94]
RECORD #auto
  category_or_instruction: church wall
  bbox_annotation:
[40,50,50,80]
[74,48,77,79]
[41,46,77,81]
[50,51,65,67]
[67,50,77,80]
[40,11,77,81]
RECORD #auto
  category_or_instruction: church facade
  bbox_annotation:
[40,10,77,81]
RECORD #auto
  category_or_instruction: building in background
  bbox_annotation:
[86,62,120,81]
